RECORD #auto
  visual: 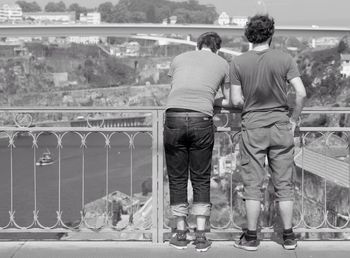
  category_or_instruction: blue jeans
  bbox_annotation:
[164,111,214,217]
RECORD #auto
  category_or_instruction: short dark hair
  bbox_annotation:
[197,32,222,53]
[245,14,275,44]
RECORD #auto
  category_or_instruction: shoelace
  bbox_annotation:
[177,232,187,241]
[283,232,295,241]
[194,233,207,243]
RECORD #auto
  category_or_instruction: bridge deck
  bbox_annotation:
[0,241,349,258]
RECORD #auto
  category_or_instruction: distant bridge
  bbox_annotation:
[130,34,242,56]
[1,24,350,38]
[70,115,148,128]
[32,115,148,128]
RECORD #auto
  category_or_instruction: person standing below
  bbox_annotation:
[165,32,230,252]
[229,14,306,250]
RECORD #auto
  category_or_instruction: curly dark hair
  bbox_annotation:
[244,14,275,44]
[197,32,222,53]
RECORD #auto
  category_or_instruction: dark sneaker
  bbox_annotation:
[194,231,211,252]
[169,229,190,250]
[233,233,259,251]
[282,232,297,250]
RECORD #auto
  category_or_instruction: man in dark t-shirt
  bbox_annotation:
[229,15,306,251]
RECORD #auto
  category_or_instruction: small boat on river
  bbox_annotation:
[36,150,54,166]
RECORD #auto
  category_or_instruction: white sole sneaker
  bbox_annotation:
[233,242,258,251]
[283,243,297,250]
[169,243,187,250]
[195,246,211,252]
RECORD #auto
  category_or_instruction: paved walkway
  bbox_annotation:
[0,241,349,258]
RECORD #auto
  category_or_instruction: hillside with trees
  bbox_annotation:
[16,0,218,24]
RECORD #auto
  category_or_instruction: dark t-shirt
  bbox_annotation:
[230,48,300,128]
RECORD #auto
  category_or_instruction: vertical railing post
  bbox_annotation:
[157,109,165,243]
[151,110,159,243]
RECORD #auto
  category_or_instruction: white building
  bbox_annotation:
[314,37,339,48]
[23,12,75,24]
[218,12,230,26]
[110,42,140,57]
[0,3,22,23]
[69,36,100,45]
[231,16,248,26]
[340,54,350,78]
[69,12,101,45]
[79,12,101,24]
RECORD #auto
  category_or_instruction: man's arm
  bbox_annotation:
[214,82,231,108]
[289,77,307,132]
[231,84,244,108]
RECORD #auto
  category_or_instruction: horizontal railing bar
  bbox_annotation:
[300,127,350,132]
[302,107,350,114]
[209,228,350,233]
[2,228,350,234]
[1,106,350,113]
[0,107,164,112]
[0,127,153,132]
[1,127,348,132]
[0,229,153,233]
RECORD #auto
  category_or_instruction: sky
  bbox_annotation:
[5,0,350,26]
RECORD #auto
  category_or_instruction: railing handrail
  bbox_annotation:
[1,106,350,113]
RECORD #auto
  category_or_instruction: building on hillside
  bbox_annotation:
[156,61,170,70]
[313,37,340,48]
[169,16,177,24]
[48,36,68,45]
[23,12,75,24]
[217,13,247,27]
[231,16,248,26]
[110,42,140,57]
[79,12,101,24]
[0,3,22,23]
[69,12,101,45]
[69,36,100,45]
[4,37,33,44]
[340,53,350,78]
[13,46,29,56]
[163,16,177,25]
[52,73,68,87]
[218,12,230,25]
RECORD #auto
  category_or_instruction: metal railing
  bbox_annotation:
[0,107,349,242]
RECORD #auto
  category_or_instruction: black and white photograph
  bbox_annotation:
[0,0,349,257]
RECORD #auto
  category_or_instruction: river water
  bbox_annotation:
[0,132,153,232]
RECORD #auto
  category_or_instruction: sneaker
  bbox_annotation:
[169,229,190,250]
[233,232,259,251]
[194,231,211,252]
[282,232,297,250]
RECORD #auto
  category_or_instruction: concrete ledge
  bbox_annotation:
[1,241,350,258]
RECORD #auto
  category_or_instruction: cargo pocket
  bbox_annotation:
[239,152,250,167]
[275,121,292,131]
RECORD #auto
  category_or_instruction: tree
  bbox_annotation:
[129,11,147,23]
[16,1,41,12]
[68,3,88,20]
[113,0,131,22]
[146,5,156,23]
[83,58,94,83]
[98,2,115,22]
[173,8,190,24]
[98,0,218,24]
[337,39,348,53]
[44,1,66,12]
